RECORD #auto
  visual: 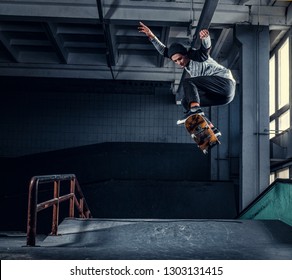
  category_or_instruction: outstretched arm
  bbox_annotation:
[138,21,166,56]
[138,21,155,39]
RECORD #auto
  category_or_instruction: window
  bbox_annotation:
[278,40,289,109]
[269,120,276,139]
[270,172,275,184]
[270,168,290,185]
[269,37,290,136]
[269,55,275,116]
[269,36,291,181]
[277,167,289,179]
[279,110,290,131]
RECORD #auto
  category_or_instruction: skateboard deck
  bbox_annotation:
[184,114,220,154]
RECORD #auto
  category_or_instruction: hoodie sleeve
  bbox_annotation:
[201,36,211,49]
[149,36,167,56]
[187,35,211,62]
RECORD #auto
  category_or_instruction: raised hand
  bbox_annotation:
[138,21,155,39]
[199,29,209,40]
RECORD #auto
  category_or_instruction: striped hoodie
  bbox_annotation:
[150,35,235,83]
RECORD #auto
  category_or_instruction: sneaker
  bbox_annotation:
[177,106,204,125]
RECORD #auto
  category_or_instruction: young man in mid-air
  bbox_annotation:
[138,22,236,137]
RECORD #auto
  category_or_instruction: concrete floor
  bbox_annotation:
[0,218,292,260]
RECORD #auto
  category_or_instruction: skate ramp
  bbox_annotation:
[2,179,292,260]
[38,218,292,259]
[239,179,292,226]
[36,179,292,259]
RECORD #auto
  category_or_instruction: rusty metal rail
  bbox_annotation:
[26,174,92,246]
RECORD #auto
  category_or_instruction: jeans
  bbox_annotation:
[182,76,235,111]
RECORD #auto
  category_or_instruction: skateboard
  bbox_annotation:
[184,114,220,154]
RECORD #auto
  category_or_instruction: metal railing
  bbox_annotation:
[26,174,92,246]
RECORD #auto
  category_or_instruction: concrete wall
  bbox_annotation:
[0,142,240,233]
[0,77,193,157]
[0,77,240,233]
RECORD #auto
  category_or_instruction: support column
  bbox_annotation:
[235,25,270,210]
[210,105,230,181]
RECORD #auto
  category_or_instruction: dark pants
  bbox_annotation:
[182,76,235,111]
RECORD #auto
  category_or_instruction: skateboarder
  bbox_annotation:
[138,22,236,137]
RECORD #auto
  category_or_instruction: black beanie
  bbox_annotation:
[167,43,187,59]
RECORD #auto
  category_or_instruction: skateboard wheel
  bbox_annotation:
[210,141,220,147]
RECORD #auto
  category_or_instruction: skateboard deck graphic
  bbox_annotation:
[184,114,220,154]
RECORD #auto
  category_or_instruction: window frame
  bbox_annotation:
[269,32,291,136]
[269,30,292,180]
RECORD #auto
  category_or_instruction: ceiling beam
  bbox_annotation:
[0,0,99,23]
[0,30,19,62]
[176,0,219,101]
[211,28,232,60]
[191,0,219,49]
[250,5,286,26]
[104,3,247,26]
[0,63,183,81]
[237,0,250,4]
[270,29,289,51]
[42,22,68,64]
[0,1,288,28]
[225,43,240,70]
[96,0,116,73]
[287,2,292,26]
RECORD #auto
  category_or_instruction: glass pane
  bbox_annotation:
[277,168,289,179]
[279,110,290,131]
[269,120,276,139]
[270,173,275,184]
[269,55,275,115]
[278,39,290,109]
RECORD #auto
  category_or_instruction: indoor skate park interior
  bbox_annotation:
[0,0,292,260]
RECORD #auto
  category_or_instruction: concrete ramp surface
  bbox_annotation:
[34,218,292,260]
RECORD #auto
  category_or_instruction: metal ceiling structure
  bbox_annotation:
[0,0,291,90]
